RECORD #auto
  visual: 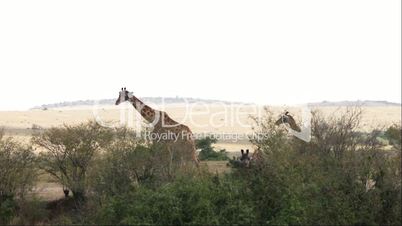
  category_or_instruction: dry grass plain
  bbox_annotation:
[1,104,400,152]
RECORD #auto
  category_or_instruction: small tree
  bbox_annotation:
[196,136,228,161]
[32,121,113,201]
[385,123,401,149]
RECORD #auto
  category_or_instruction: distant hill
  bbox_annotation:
[308,100,401,107]
[32,98,400,110]
[32,97,253,109]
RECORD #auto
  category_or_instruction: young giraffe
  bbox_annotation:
[275,111,301,132]
[246,111,301,168]
[115,88,199,170]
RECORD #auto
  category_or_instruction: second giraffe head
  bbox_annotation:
[115,87,133,105]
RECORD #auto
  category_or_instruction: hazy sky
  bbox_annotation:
[0,0,400,110]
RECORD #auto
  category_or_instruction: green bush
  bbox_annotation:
[385,123,401,148]
[246,107,401,225]
[0,195,16,225]
[196,136,229,161]
[0,132,37,224]
[32,121,114,201]
[12,198,48,225]
[91,141,160,198]
[94,173,256,225]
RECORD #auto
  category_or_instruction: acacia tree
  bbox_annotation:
[32,121,113,201]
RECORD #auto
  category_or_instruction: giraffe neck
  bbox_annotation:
[129,95,158,123]
[288,119,301,132]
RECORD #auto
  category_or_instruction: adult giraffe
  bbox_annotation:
[115,88,199,172]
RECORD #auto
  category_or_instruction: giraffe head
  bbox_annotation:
[275,111,301,132]
[240,149,251,167]
[115,87,133,105]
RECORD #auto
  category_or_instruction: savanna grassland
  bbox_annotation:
[0,104,401,225]
[1,104,400,146]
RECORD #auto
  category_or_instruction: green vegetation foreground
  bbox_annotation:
[0,108,401,225]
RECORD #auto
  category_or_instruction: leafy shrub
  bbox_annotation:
[94,173,256,225]
[0,195,16,225]
[0,132,37,224]
[91,140,159,198]
[196,136,229,161]
[246,107,401,225]
[385,123,401,148]
[12,198,48,225]
[32,121,114,201]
